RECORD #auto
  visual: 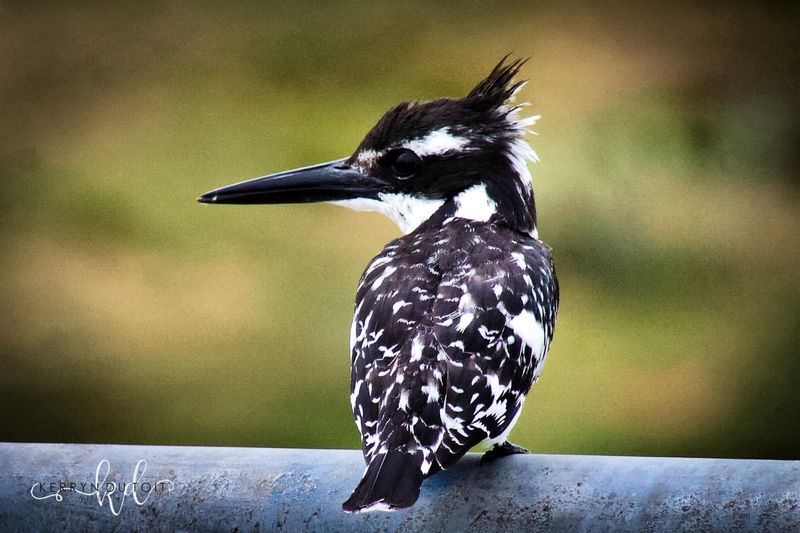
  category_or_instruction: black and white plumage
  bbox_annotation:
[199,57,559,513]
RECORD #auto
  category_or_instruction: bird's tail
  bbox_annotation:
[342,449,425,512]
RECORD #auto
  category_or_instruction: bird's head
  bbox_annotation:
[199,57,540,235]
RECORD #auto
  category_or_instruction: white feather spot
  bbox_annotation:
[508,310,545,354]
[410,336,425,362]
[485,373,506,399]
[421,384,439,402]
[456,312,474,332]
[392,300,410,314]
[458,292,476,312]
[511,252,527,270]
[350,380,362,409]
[493,284,503,298]
[448,340,464,351]
[441,410,463,430]
[454,183,497,222]
[355,149,382,167]
[399,390,410,410]
[370,266,397,290]
[402,127,471,157]
[356,500,393,513]
[485,396,527,447]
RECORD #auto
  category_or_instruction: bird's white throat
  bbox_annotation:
[329,194,444,234]
[330,183,498,234]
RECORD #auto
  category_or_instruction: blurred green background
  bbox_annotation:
[1,1,798,459]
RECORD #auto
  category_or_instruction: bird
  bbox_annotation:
[198,57,559,513]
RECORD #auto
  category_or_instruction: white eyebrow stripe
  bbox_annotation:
[402,127,471,157]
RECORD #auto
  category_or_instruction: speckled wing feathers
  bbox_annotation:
[349,218,558,480]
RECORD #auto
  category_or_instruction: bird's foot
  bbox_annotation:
[480,441,529,466]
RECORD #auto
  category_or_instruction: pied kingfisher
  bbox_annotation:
[199,57,559,512]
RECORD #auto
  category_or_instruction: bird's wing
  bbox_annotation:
[431,243,558,469]
[349,243,446,467]
[350,238,557,472]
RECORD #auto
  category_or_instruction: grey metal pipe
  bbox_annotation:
[0,443,797,531]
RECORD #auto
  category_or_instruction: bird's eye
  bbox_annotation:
[389,149,422,178]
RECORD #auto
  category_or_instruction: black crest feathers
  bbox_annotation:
[466,55,529,111]
[353,56,531,154]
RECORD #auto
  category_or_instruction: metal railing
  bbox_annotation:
[1,443,798,531]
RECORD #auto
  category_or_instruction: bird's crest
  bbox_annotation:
[466,55,529,111]
[353,56,534,157]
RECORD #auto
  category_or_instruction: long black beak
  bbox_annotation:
[197,159,387,205]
